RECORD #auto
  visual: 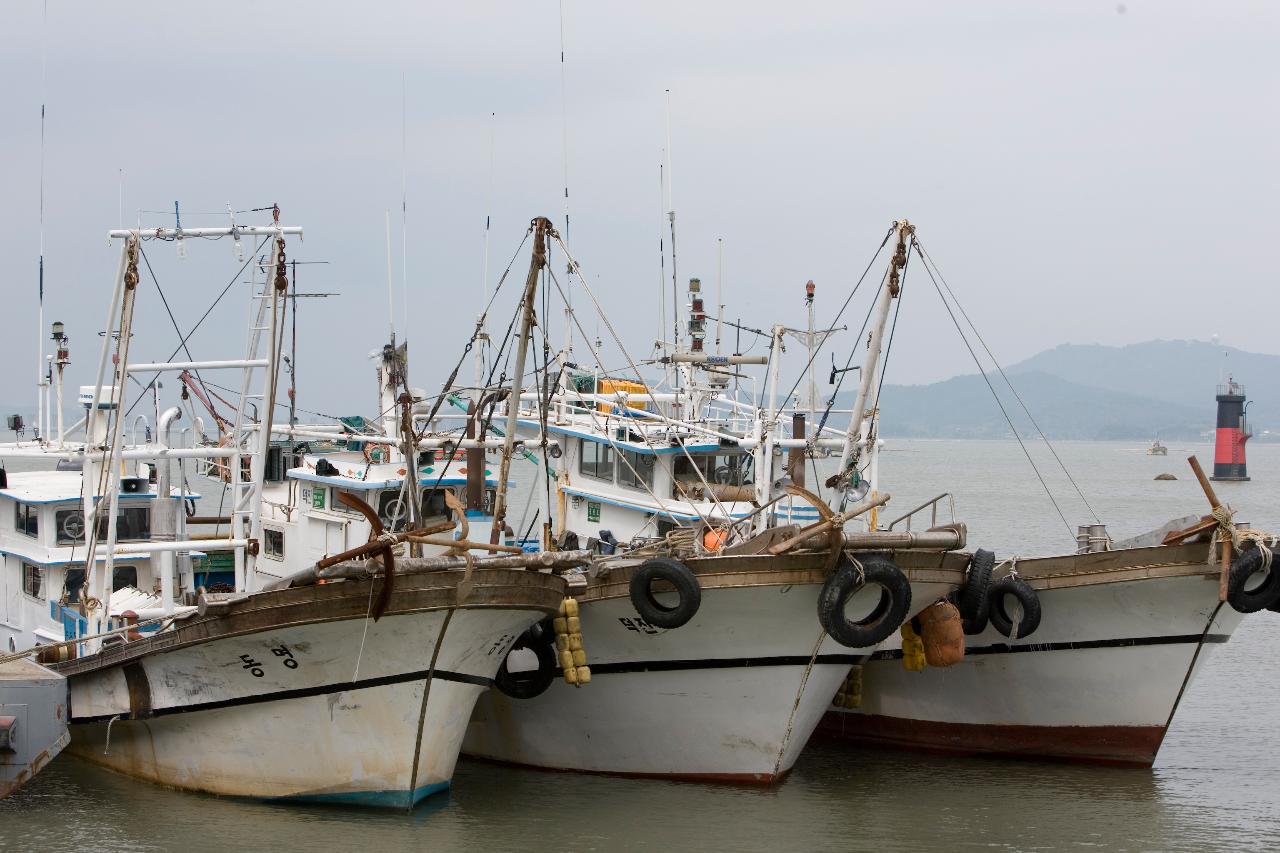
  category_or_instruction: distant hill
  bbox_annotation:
[875,370,1206,440]
[850,339,1280,441]
[1007,340,1280,428]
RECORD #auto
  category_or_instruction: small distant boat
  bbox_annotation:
[1147,439,1168,456]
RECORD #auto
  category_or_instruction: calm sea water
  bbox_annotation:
[4,439,1279,852]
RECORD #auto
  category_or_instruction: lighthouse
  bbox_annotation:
[1211,377,1252,481]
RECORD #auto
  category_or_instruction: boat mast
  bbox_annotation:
[831,219,911,505]
[490,217,551,544]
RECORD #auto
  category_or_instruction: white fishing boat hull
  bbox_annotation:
[466,559,960,782]
[59,570,562,805]
[817,564,1239,766]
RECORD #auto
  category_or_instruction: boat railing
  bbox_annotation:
[887,492,954,532]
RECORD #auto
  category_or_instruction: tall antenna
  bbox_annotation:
[400,72,409,348]
[558,0,573,357]
[664,90,680,367]
[384,210,395,344]
[36,0,49,439]
[657,161,668,375]
[716,238,724,355]
[477,111,496,392]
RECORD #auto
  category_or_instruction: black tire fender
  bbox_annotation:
[494,624,558,700]
[1228,545,1280,614]
[987,575,1042,639]
[817,555,912,649]
[959,549,995,635]
[629,557,701,629]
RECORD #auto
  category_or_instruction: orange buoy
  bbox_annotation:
[703,528,728,552]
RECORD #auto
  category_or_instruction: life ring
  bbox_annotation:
[629,558,701,629]
[817,554,912,649]
[61,511,86,542]
[958,548,995,635]
[363,442,394,464]
[987,575,1042,638]
[494,623,558,700]
[379,497,409,530]
[1227,545,1280,613]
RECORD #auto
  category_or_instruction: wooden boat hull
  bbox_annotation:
[465,552,965,781]
[58,569,563,806]
[814,543,1239,766]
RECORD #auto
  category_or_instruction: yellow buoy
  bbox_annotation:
[564,665,580,685]
[555,634,569,652]
[558,649,574,671]
[572,649,587,667]
[564,598,579,617]
[566,616,581,633]
[553,617,568,635]
[575,666,591,684]
[900,623,927,673]
[568,633,583,652]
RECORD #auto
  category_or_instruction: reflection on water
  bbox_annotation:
[4,441,1280,852]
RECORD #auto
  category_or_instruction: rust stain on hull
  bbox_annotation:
[814,712,1165,767]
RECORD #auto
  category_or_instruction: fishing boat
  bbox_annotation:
[1147,439,1168,456]
[0,216,569,806]
[805,235,1276,767]
[456,218,970,782]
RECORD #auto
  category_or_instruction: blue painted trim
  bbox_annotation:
[0,492,159,505]
[560,486,752,522]
[288,470,505,490]
[0,549,153,566]
[273,779,450,808]
[516,419,723,456]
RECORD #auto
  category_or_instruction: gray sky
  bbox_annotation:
[1,1,1276,421]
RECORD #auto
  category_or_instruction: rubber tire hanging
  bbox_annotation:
[629,558,702,629]
[958,548,995,635]
[987,575,1042,639]
[494,621,558,700]
[1227,545,1280,613]
[817,555,912,649]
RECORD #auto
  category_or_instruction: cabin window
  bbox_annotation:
[264,528,285,560]
[329,488,362,515]
[21,562,42,598]
[617,449,655,490]
[113,565,138,591]
[579,440,615,481]
[377,490,411,532]
[63,566,86,603]
[15,503,39,538]
[54,506,151,544]
[421,487,452,519]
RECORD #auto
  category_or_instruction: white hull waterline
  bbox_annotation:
[816,541,1241,766]
[58,569,563,805]
[466,552,963,782]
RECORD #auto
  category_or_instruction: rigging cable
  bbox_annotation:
[122,236,271,419]
[913,239,1076,541]
[914,238,1101,523]
[776,225,895,426]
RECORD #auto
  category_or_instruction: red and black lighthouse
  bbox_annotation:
[1211,377,1251,482]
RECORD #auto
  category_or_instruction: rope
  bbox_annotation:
[914,241,1076,543]
[1210,505,1276,572]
